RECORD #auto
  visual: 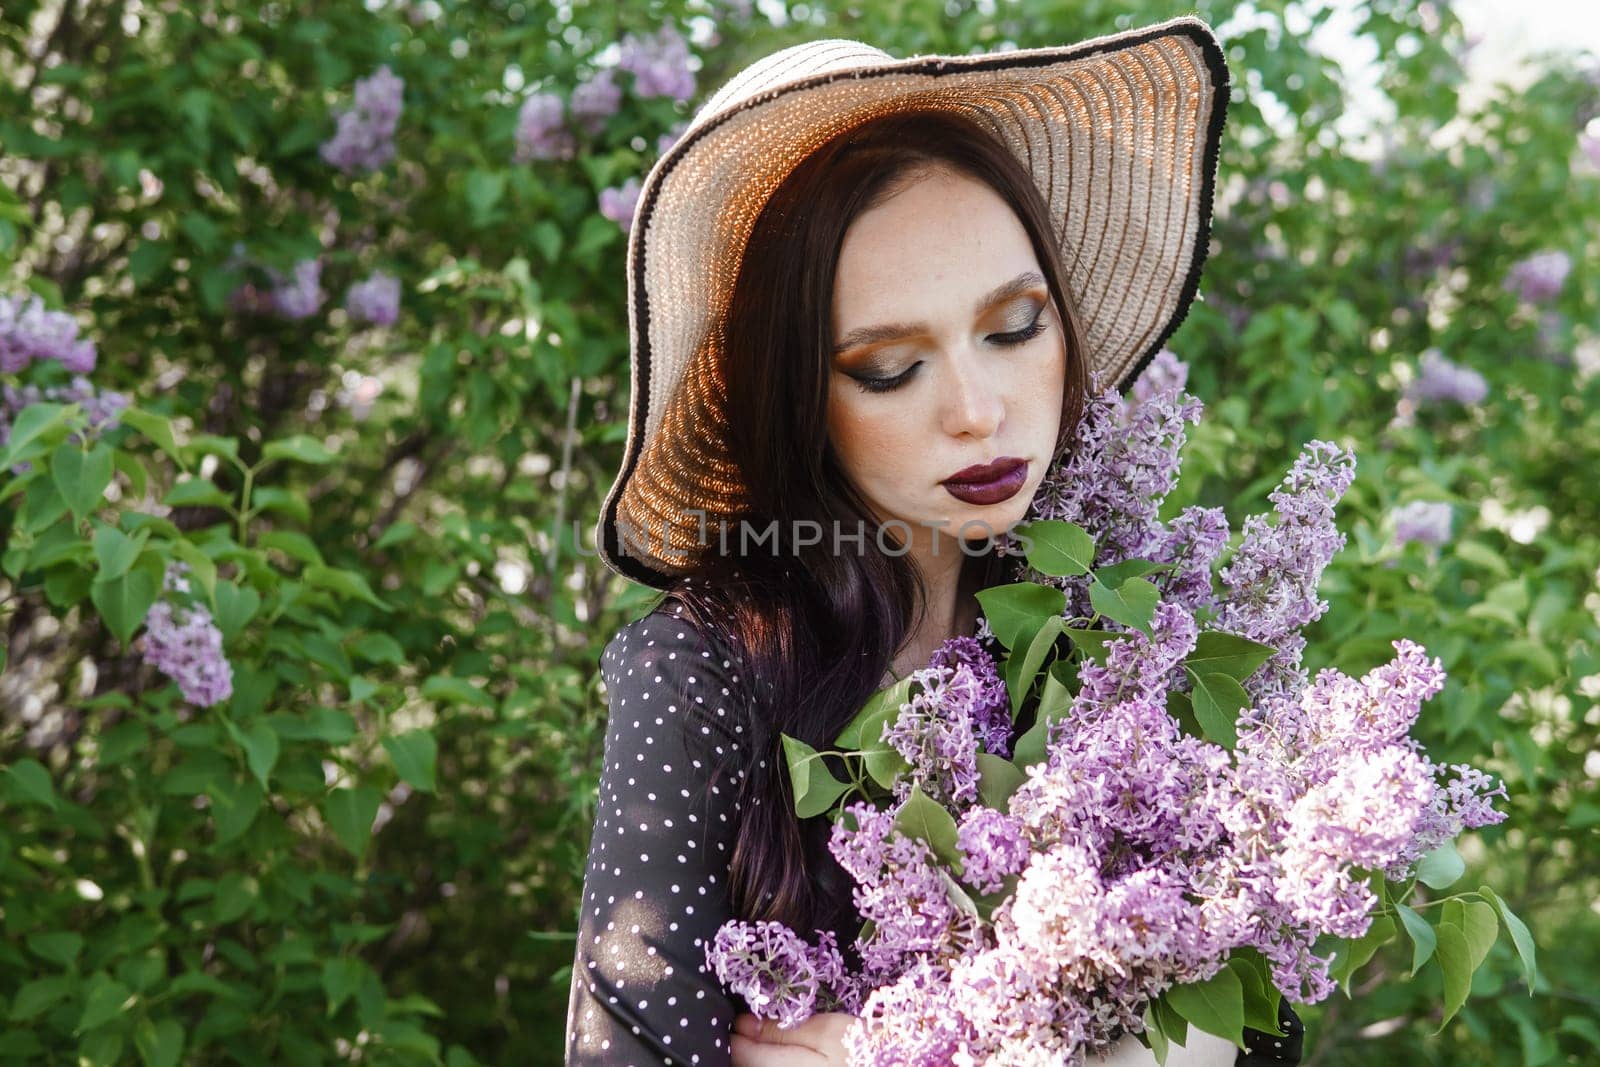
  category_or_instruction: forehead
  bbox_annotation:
[832,167,1042,328]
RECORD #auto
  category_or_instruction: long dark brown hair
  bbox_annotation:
[664,107,1090,941]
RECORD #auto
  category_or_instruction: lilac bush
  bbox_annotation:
[513,93,576,163]
[1504,249,1571,305]
[1405,347,1488,407]
[598,177,642,233]
[1393,500,1453,548]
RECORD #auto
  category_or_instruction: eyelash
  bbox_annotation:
[853,314,1050,394]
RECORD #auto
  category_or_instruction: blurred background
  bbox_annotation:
[0,0,1596,1063]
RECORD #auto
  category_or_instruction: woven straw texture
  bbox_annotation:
[598,17,1230,589]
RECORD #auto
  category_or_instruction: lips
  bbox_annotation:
[942,457,1028,506]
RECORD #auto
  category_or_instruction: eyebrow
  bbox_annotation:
[832,270,1046,356]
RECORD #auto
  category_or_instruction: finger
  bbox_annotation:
[730,1032,823,1066]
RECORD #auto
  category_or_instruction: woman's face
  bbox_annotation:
[827,164,1067,564]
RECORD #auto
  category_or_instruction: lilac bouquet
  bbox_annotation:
[706,353,1533,1064]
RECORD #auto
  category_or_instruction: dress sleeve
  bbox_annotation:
[565,601,753,1066]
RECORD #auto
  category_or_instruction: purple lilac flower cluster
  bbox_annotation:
[344,270,401,326]
[513,93,575,163]
[0,292,97,375]
[1504,249,1571,305]
[1021,367,1229,623]
[320,65,404,174]
[140,563,234,708]
[598,177,642,233]
[1405,348,1488,408]
[618,25,696,102]
[705,922,860,1028]
[710,351,1507,1060]
[1214,440,1356,706]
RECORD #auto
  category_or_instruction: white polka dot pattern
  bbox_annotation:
[564,597,750,1065]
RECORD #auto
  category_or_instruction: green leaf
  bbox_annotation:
[892,783,963,875]
[207,777,264,843]
[212,581,260,641]
[1088,575,1160,633]
[325,786,382,858]
[263,434,336,465]
[0,402,71,467]
[118,408,186,467]
[1443,898,1498,973]
[171,540,217,605]
[8,975,72,1021]
[1395,901,1438,975]
[1012,671,1073,767]
[1094,558,1163,587]
[975,753,1026,809]
[1416,840,1465,889]
[1166,965,1245,1048]
[1187,671,1248,748]
[383,730,438,793]
[1008,614,1064,716]
[240,721,280,790]
[5,758,59,809]
[27,931,84,968]
[1332,915,1395,993]
[1229,950,1287,1035]
[322,957,368,1017]
[1062,626,1117,666]
[835,676,913,748]
[974,582,1065,651]
[259,530,324,566]
[76,973,133,1032]
[465,169,506,223]
[90,561,161,645]
[90,524,146,581]
[781,734,850,818]
[163,478,231,509]
[51,441,114,518]
[305,565,390,609]
[132,1018,184,1067]
[1018,519,1095,577]
[1184,632,1277,682]
[1143,1002,1171,1065]
[1433,922,1473,1032]
[1151,993,1189,1049]
[1479,885,1539,989]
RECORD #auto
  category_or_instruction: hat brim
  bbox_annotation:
[598,17,1230,591]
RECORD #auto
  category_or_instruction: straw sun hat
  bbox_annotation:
[595,15,1230,590]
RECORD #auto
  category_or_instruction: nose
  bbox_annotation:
[941,343,1005,440]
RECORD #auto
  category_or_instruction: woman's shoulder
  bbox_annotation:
[599,591,755,749]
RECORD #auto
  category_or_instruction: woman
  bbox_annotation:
[567,20,1305,1066]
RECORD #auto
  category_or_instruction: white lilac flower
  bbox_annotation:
[1393,500,1452,548]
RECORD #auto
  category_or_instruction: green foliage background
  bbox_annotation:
[0,0,1595,1063]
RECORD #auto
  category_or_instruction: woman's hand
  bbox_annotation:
[729,1011,857,1066]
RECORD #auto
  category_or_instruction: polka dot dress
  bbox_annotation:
[564,595,750,1066]
[564,596,1306,1065]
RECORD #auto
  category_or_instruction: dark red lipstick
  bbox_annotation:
[942,457,1027,506]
